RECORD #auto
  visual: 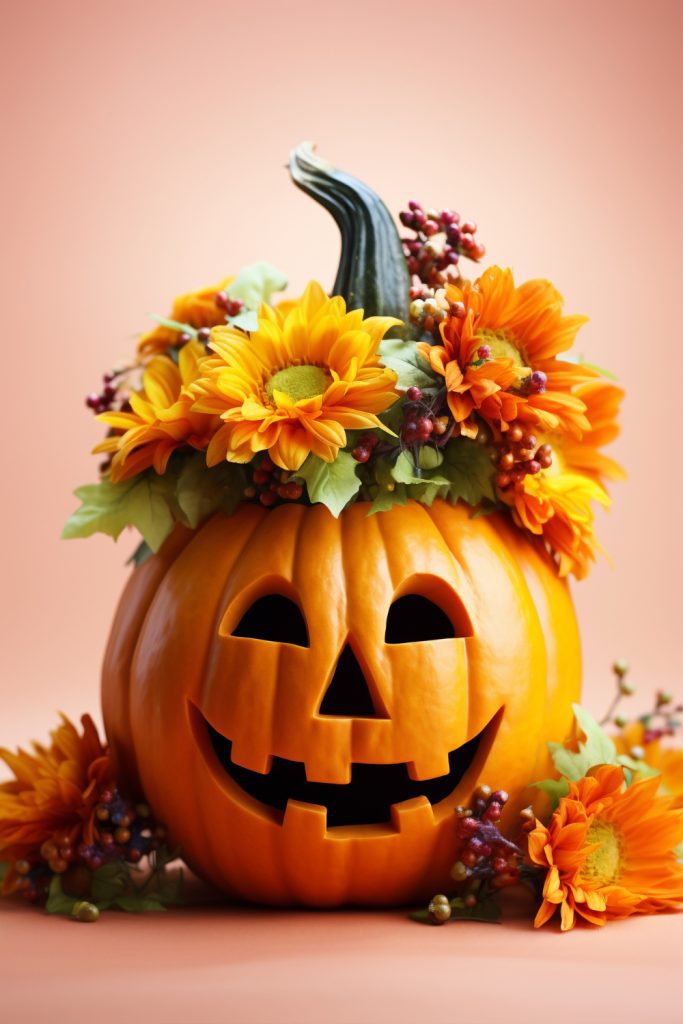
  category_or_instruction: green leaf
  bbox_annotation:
[229,309,259,332]
[114,895,168,913]
[174,455,244,528]
[62,474,176,552]
[128,540,153,566]
[617,754,661,780]
[226,261,288,311]
[46,875,79,916]
[547,704,619,782]
[296,452,361,517]
[90,861,129,905]
[441,440,496,506]
[369,483,408,514]
[378,337,441,390]
[147,314,198,338]
[531,777,570,810]
[391,451,450,487]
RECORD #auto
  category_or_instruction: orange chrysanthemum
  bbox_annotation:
[528,764,683,931]
[137,276,233,356]
[616,723,683,808]
[501,378,624,578]
[191,281,401,472]
[417,266,592,439]
[0,715,113,894]
[95,340,216,482]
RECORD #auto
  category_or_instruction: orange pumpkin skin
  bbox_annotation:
[102,499,580,906]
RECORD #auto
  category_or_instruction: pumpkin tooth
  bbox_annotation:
[283,798,328,838]
[390,796,435,834]
[228,742,273,776]
[406,754,452,783]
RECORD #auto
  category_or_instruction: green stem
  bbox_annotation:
[288,142,410,330]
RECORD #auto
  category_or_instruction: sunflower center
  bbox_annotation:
[583,819,622,885]
[265,365,329,403]
[476,329,530,378]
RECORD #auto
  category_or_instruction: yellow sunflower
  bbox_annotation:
[138,276,233,356]
[95,340,216,482]
[191,281,401,472]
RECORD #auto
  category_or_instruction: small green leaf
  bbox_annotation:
[617,754,661,780]
[147,314,198,337]
[441,440,496,506]
[531,777,570,810]
[378,337,441,390]
[46,875,80,916]
[114,895,168,913]
[391,451,450,487]
[547,704,619,782]
[228,309,259,332]
[296,452,361,517]
[410,908,432,923]
[368,483,408,514]
[128,540,153,566]
[90,862,129,905]
[62,474,176,552]
[226,261,288,311]
[174,455,244,528]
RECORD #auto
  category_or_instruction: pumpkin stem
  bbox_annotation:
[289,142,410,328]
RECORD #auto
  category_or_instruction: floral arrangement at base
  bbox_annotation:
[3,142,681,921]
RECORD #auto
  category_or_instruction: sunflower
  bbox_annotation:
[417,266,592,439]
[500,377,624,578]
[191,281,401,472]
[138,276,233,356]
[95,340,216,482]
[0,715,113,894]
[616,722,683,808]
[528,764,683,930]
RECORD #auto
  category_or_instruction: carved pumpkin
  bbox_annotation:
[103,500,579,905]
[101,146,581,905]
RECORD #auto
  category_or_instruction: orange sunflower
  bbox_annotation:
[501,378,624,578]
[191,281,401,472]
[417,266,592,439]
[528,764,683,930]
[0,715,113,894]
[137,277,233,356]
[95,340,216,482]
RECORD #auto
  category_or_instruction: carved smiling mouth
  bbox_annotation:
[197,708,500,828]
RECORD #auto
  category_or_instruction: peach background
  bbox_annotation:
[1,0,681,1021]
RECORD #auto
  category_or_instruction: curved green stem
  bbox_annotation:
[289,142,410,329]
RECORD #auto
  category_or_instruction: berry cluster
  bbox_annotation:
[85,371,121,416]
[351,431,380,464]
[603,661,682,749]
[399,202,486,291]
[399,386,450,447]
[245,455,304,506]
[214,292,245,318]
[10,788,165,903]
[450,785,522,891]
[493,424,553,492]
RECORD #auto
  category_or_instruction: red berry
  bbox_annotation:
[259,490,276,506]
[492,857,508,874]
[406,386,423,402]
[352,446,371,463]
[252,469,270,486]
[416,417,433,437]
[457,816,479,839]
[490,790,509,805]
[260,455,275,472]
[483,802,502,822]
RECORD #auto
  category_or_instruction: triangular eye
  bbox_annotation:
[385,595,457,644]
[231,594,309,647]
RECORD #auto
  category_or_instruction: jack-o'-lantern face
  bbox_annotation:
[103,500,580,906]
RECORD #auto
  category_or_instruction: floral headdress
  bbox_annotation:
[63,143,624,580]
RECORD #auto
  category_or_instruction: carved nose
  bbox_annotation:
[319,643,389,718]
